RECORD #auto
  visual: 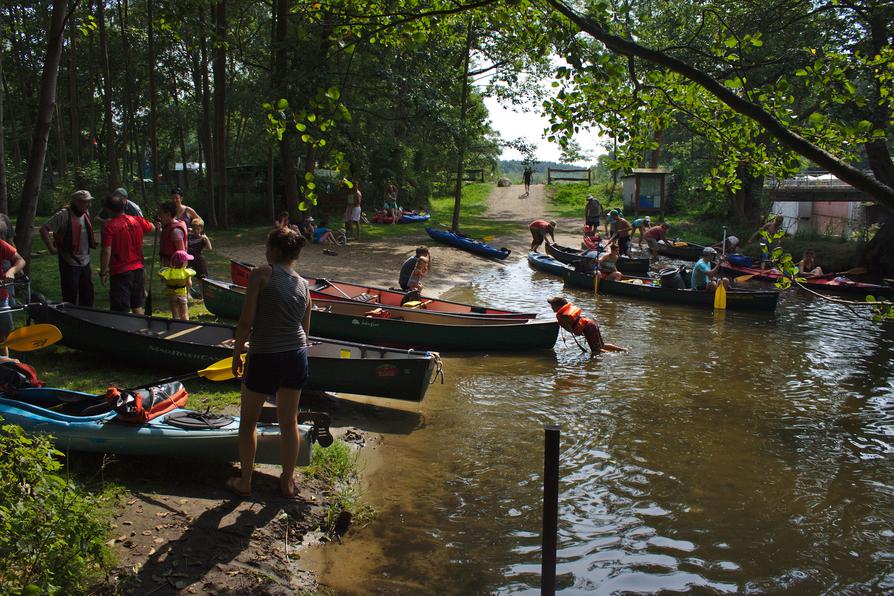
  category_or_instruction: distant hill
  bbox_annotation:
[499,160,593,183]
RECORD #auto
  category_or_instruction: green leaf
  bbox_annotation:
[723,37,738,48]
[295,123,307,132]
[276,98,289,110]
[795,69,808,76]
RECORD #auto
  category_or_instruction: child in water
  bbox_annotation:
[158,250,196,320]
[547,296,627,354]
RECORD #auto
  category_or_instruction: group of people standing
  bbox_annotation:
[40,186,211,320]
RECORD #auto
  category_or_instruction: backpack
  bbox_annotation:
[0,357,44,394]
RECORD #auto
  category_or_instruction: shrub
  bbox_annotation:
[0,421,114,594]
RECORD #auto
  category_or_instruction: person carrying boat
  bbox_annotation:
[158,201,188,267]
[99,193,156,314]
[631,215,651,247]
[585,195,601,232]
[40,189,97,306]
[691,247,730,291]
[229,227,312,499]
[399,246,431,290]
[529,219,557,252]
[547,296,627,354]
[644,222,670,260]
[598,243,624,281]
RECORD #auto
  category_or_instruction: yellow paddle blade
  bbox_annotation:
[839,266,867,276]
[1,324,63,352]
[593,272,600,294]
[673,241,688,247]
[734,273,757,283]
[483,235,494,242]
[713,283,727,310]
[197,355,244,382]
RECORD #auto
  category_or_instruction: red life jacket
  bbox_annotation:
[0,357,44,393]
[54,208,96,253]
[104,382,188,424]
[159,219,188,259]
[555,303,588,335]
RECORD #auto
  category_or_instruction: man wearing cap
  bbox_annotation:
[40,190,98,306]
[691,247,729,292]
[99,193,155,314]
[608,212,633,256]
[585,195,601,233]
[529,219,557,252]
[95,187,144,224]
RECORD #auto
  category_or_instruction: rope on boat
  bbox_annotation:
[430,352,445,385]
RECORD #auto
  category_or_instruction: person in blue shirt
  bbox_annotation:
[631,215,651,247]
[691,247,729,291]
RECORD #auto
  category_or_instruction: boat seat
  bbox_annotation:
[354,293,377,303]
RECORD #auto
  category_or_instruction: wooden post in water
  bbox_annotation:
[541,424,560,594]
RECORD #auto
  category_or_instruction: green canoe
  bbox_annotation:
[202,277,559,352]
[28,302,440,402]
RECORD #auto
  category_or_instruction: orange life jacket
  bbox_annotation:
[555,303,588,335]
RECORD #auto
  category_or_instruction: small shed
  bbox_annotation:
[621,168,670,217]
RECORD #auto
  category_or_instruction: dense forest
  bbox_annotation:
[2,0,892,270]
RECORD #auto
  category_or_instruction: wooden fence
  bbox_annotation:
[547,167,591,185]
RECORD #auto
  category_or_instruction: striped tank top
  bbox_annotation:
[248,264,309,354]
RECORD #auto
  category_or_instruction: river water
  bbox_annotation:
[308,258,894,594]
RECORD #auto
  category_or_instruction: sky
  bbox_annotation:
[483,95,605,165]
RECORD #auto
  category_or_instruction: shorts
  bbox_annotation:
[585,216,599,226]
[175,295,188,305]
[646,237,659,251]
[110,268,145,312]
[345,206,361,223]
[0,297,13,338]
[244,348,309,396]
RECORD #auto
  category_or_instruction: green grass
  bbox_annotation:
[428,182,521,237]
[546,182,623,218]
[307,439,376,531]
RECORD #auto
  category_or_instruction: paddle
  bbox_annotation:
[1,324,63,352]
[714,227,727,310]
[124,355,243,394]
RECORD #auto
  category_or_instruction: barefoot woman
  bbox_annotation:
[228,227,312,498]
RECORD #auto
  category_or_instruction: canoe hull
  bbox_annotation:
[202,278,558,351]
[545,242,650,275]
[657,243,704,261]
[564,269,779,311]
[28,302,438,402]
[720,263,894,298]
[0,389,312,465]
[425,227,511,260]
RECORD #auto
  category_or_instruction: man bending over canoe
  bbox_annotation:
[547,296,627,354]
[529,219,557,252]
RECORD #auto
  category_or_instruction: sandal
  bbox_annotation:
[225,476,251,499]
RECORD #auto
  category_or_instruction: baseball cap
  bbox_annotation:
[171,250,194,263]
[703,247,717,256]
[112,187,129,199]
[645,216,651,223]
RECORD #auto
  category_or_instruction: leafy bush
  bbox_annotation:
[0,421,114,594]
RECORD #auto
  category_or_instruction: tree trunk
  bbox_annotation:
[198,13,216,225]
[67,15,80,170]
[274,0,297,217]
[450,19,474,233]
[0,31,8,214]
[98,0,119,189]
[15,0,67,264]
[214,0,228,228]
[267,143,275,222]
[148,0,159,202]
[54,100,67,178]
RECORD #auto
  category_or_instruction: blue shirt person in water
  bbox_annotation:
[690,247,729,291]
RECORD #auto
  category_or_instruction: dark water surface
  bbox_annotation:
[308,259,894,594]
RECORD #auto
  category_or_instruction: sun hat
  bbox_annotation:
[71,190,93,202]
[171,250,194,263]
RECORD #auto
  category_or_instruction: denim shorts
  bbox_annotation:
[243,348,309,396]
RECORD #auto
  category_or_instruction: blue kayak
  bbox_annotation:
[0,384,314,465]
[399,212,430,224]
[527,252,572,277]
[425,227,511,260]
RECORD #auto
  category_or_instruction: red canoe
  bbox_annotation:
[720,262,894,298]
[229,260,537,319]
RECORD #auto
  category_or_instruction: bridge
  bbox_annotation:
[766,172,875,203]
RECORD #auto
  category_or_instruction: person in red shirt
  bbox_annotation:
[0,239,25,357]
[547,296,626,354]
[644,222,670,260]
[529,219,557,252]
[158,201,188,267]
[100,194,155,314]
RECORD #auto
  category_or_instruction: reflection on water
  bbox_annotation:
[311,259,894,593]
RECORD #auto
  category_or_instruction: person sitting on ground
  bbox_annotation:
[399,246,431,291]
[187,218,212,280]
[547,296,627,354]
[598,243,624,281]
[529,219,557,252]
[158,250,196,321]
[312,219,338,244]
[644,223,670,260]
[691,247,730,291]
[297,216,315,241]
[384,184,400,224]
[406,256,429,292]
[797,249,824,276]
[631,215,651,247]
